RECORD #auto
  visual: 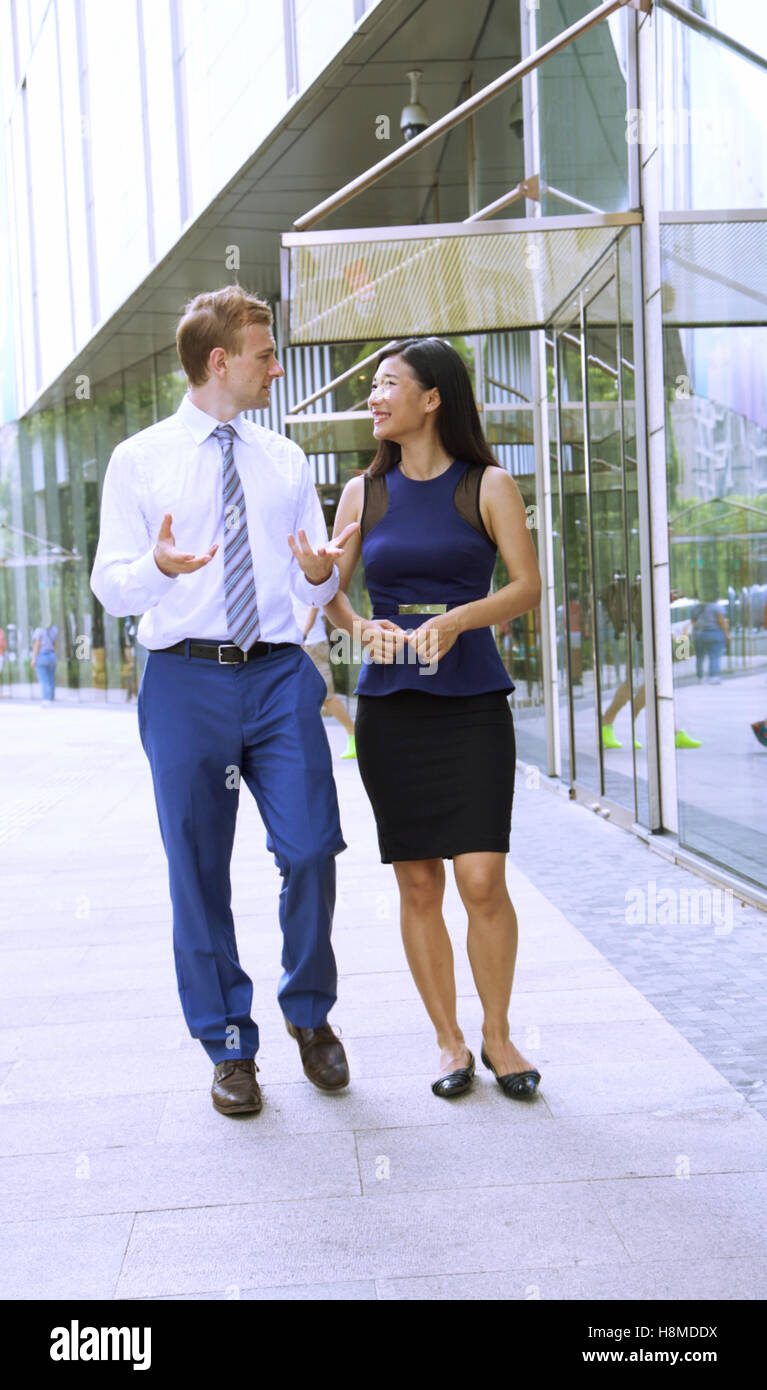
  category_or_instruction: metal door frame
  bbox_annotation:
[549,231,652,828]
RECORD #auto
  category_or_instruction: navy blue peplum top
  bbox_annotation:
[353,458,514,697]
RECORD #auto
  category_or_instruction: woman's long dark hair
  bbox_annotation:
[367,337,501,477]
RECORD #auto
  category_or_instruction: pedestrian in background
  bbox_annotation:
[292,596,356,758]
[689,599,730,683]
[30,622,58,704]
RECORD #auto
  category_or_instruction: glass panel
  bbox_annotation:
[556,318,602,791]
[585,269,634,809]
[547,335,570,784]
[295,0,354,90]
[666,323,767,890]
[84,0,147,316]
[617,234,649,826]
[57,0,94,346]
[123,355,157,437]
[657,5,767,882]
[182,0,286,213]
[154,346,187,421]
[25,7,72,386]
[141,0,181,258]
[656,6,767,212]
[65,396,99,697]
[92,371,127,700]
[487,330,545,771]
[536,0,630,214]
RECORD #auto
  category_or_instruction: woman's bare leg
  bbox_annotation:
[453,851,535,1075]
[392,858,470,1076]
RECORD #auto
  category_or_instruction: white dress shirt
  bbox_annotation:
[292,595,328,646]
[90,393,340,649]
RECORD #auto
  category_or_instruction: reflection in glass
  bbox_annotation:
[666,325,767,889]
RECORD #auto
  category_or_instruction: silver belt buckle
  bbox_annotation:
[217,643,246,664]
[397,603,448,616]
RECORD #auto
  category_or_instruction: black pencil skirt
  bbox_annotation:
[354,688,516,863]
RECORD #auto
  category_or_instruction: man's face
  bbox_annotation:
[224,322,284,410]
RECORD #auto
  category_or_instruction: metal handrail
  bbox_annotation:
[291,340,400,413]
[292,0,633,231]
[655,0,767,71]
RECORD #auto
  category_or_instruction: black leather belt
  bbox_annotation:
[160,639,294,664]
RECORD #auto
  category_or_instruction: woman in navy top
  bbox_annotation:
[324,339,541,1100]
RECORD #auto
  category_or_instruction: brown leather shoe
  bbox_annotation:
[211,1058,262,1115]
[285,1018,349,1091]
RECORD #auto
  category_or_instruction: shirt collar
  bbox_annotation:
[177,392,249,446]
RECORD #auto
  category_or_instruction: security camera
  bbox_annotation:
[509,92,524,140]
[401,69,429,142]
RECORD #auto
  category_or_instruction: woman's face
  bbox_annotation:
[368,355,437,441]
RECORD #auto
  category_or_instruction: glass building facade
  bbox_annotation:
[1,0,766,900]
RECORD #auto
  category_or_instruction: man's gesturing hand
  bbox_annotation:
[287,522,360,585]
[153,514,218,576]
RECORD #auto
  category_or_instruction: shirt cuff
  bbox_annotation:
[292,563,340,608]
[130,547,179,603]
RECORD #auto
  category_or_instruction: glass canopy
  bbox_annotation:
[281,213,641,345]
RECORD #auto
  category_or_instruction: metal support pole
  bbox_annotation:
[627,2,674,832]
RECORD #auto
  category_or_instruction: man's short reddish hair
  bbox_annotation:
[176,286,273,385]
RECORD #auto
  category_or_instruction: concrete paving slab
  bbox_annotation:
[591,1172,767,1262]
[0,1213,134,1300]
[142,1280,377,1300]
[0,966,180,999]
[355,1105,767,1195]
[114,1184,631,1298]
[157,1074,549,1141]
[376,1257,767,1300]
[535,1052,746,1116]
[0,1015,194,1062]
[0,1132,361,1223]
[30,986,180,1026]
[524,1018,716,1067]
[0,1093,168,1157]
[0,1050,207,1102]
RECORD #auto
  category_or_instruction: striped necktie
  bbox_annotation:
[212,423,260,651]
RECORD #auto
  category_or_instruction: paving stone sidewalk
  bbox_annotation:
[510,777,767,1121]
[0,701,766,1301]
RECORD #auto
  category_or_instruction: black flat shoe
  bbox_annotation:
[481,1044,541,1099]
[431,1050,475,1098]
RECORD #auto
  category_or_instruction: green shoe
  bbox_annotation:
[341,734,357,759]
[634,736,642,750]
[601,723,622,749]
[675,728,701,749]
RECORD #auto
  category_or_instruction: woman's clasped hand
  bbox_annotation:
[358,612,461,665]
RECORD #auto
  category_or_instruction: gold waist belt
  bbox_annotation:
[397,603,448,615]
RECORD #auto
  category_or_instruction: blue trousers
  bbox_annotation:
[694,633,726,679]
[37,651,56,700]
[137,642,346,1063]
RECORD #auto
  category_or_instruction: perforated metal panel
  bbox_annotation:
[660,216,767,325]
[282,214,640,344]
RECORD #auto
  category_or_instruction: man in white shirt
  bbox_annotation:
[91,286,359,1116]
